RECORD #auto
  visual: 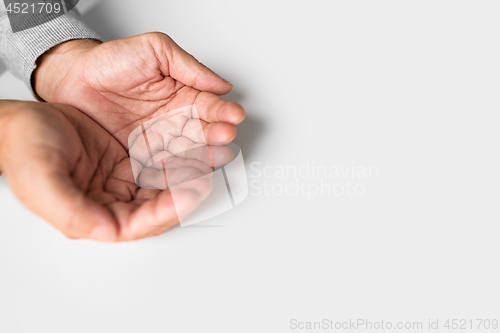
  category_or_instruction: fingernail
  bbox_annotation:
[223,78,233,86]
[90,224,116,242]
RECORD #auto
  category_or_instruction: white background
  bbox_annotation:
[1,1,499,332]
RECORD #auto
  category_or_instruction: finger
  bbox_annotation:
[153,33,234,95]
[138,159,212,189]
[192,91,245,124]
[167,136,202,155]
[175,143,234,168]
[131,158,145,183]
[136,167,168,190]
[165,136,234,167]
[142,144,234,172]
[182,118,237,143]
[145,151,174,168]
[113,173,213,239]
[9,167,117,242]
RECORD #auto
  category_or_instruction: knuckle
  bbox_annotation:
[147,31,172,43]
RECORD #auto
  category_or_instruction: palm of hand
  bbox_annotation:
[49,33,244,148]
[5,103,213,241]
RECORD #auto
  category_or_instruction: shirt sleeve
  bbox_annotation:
[0,1,102,98]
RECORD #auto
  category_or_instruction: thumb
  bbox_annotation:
[152,33,234,95]
[9,167,117,242]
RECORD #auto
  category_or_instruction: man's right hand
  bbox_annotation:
[33,33,245,149]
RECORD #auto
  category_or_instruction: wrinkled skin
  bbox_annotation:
[128,105,234,190]
[33,32,245,149]
[0,101,216,242]
[22,31,246,241]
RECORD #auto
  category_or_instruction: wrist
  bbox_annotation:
[0,101,25,175]
[33,39,100,102]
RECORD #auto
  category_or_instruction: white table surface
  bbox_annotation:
[1,1,499,332]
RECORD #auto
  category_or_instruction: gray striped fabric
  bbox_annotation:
[0,2,101,99]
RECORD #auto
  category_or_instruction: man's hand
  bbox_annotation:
[33,33,245,148]
[0,101,214,241]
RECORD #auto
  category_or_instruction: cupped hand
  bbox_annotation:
[0,101,215,241]
[127,104,234,190]
[33,32,245,148]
